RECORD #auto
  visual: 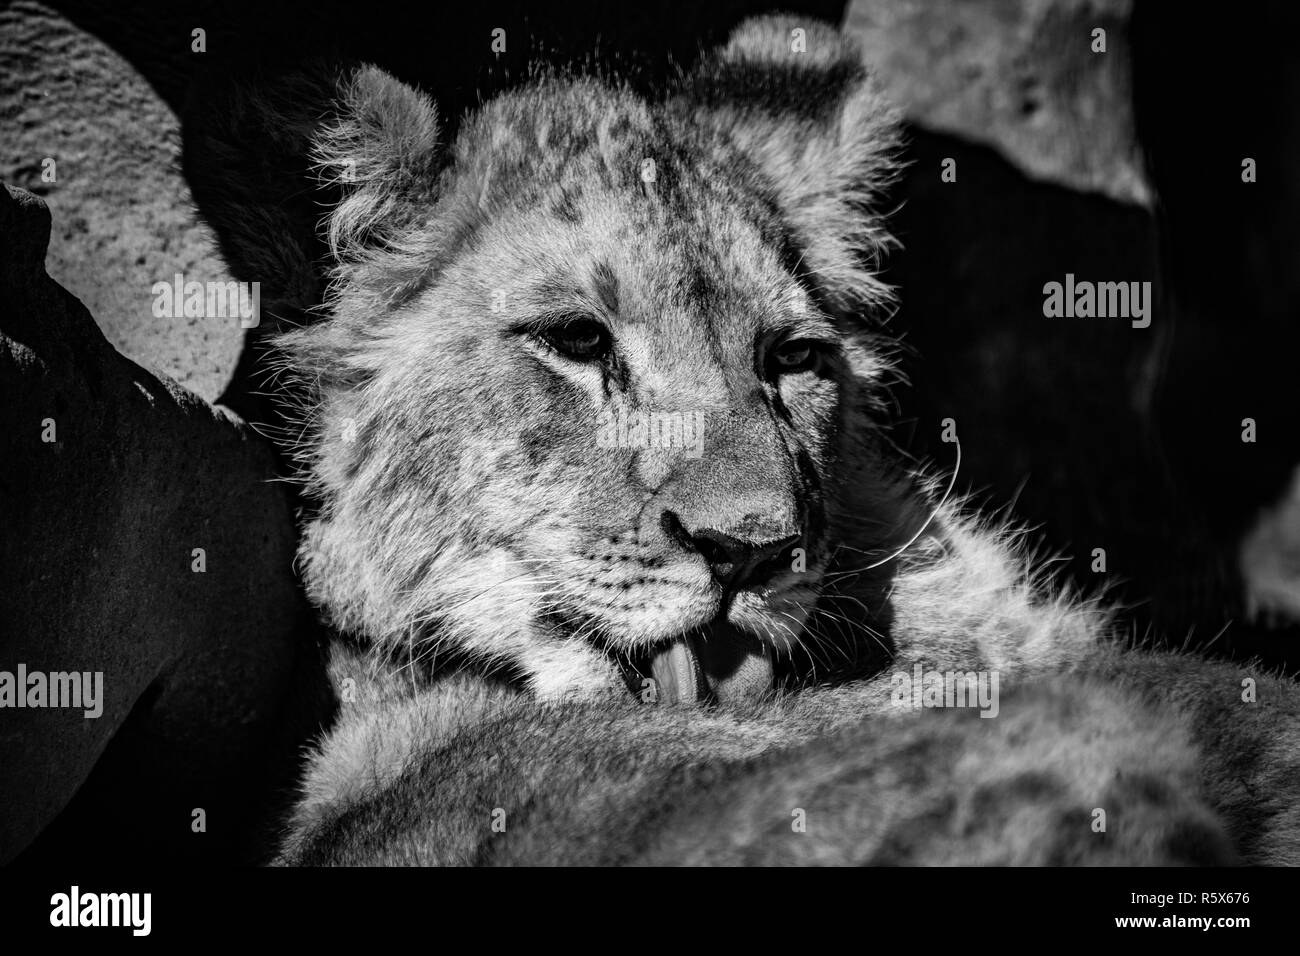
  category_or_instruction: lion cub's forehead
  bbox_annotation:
[461,201,814,341]
[447,81,812,335]
[454,80,661,201]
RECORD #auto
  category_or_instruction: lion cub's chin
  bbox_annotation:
[643,620,775,706]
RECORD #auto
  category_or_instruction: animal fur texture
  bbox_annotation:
[187,15,1300,865]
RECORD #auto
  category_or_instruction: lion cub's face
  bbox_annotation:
[286,21,902,700]
[382,146,848,688]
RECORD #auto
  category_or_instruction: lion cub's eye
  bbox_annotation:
[539,317,611,362]
[770,339,817,374]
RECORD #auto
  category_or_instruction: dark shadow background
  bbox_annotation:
[883,2,1300,672]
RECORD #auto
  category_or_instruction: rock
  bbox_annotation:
[0,184,330,864]
[1239,465,1300,628]
[845,0,1152,207]
[0,1,243,402]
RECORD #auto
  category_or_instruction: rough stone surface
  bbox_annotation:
[0,0,243,402]
[0,184,330,864]
[845,0,1151,207]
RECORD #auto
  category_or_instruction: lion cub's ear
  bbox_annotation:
[676,15,903,315]
[312,67,442,269]
[183,64,441,319]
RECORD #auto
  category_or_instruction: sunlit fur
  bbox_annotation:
[276,17,921,696]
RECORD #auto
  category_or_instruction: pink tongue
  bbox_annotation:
[646,624,773,706]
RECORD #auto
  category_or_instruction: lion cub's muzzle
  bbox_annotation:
[619,409,815,704]
[633,512,799,706]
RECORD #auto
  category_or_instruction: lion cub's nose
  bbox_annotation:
[665,510,801,588]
